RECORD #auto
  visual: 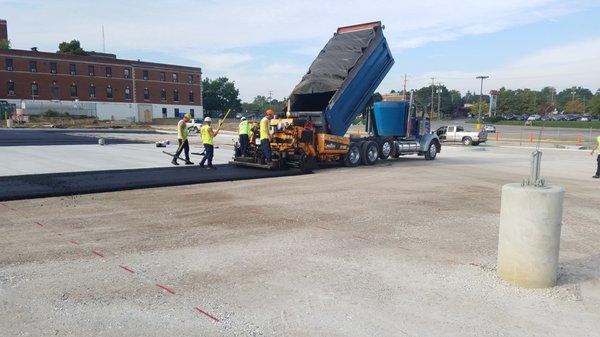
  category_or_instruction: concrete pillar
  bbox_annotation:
[497,183,564,288]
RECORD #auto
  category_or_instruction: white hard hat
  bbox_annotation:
[204,117,212,122]
[241,116,247,121]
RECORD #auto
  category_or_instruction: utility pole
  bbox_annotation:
[430,77,435,117]
[571,89,576,102]
[102,25,106,53]
[436,83,442,121]
[476,75,489,123]
[402,74,408,100]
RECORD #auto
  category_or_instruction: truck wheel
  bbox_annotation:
[361,141,378,165]
[462,137,472,146]
[390,142,400,158]
[424,141,438,160]
[343,143,361,167]
[379,138,393,160]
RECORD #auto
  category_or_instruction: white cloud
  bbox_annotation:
[382,37,600,94]
[1,0,596,100]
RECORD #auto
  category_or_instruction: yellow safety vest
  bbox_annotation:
[238,120,249,135]
[260,117,270,140]
[177,120,188,140]
[201,124,213,145]
[597,135,600,147]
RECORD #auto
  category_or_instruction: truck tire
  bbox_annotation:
[343,143,361,167]
[361,141,379,165]
[390,141,400,158]
[424,141,438,160]
[379,138,393,160]
[462,137,472,146]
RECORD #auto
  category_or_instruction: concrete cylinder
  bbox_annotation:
[497,183,564,288]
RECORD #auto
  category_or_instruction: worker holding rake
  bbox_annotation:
[171,113,194,166]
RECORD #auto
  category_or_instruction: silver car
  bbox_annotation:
[483,124,496,133]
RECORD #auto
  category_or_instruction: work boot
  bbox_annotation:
[199,163,205,168]
[207,165,216,170]
[184,160,194,165]
[171,159,179,166]
[593,175,599,179]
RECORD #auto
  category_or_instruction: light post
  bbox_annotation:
[476,75,489,124]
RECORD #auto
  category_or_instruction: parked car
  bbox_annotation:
[580,116,592,122]
[185,118,203,133]
[527,115,541,121]
[483,124,496,133]
[435,125,487,146]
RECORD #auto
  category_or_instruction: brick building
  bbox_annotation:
[0,20,202,121]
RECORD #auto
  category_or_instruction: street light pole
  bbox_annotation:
[476,75,489,123]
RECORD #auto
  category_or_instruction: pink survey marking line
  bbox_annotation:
[353,235,369,241]
[92,250,105,258]
[316,225,331,230]
[69,240,80,245]
[195,307,220,323]
[35,221,44,227]
[118,265,135,274]
[155,283,176,295]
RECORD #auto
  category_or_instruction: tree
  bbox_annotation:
[201,77,241,116]
[57,40,88,55]
[0,39,10,50]
[588,95,600,116]
[564,100,585,113]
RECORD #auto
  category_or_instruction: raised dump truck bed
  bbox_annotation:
[288,21,394,136]
[231,21,440,171]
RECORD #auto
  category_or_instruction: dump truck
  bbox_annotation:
[230,21,440,171]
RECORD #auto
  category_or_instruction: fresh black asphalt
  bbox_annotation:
[0,128,155,146]
[0,165,304,201]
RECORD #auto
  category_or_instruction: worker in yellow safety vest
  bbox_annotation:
[238,116,251,156]
[591,135,600,179]
[172,113,194,166]
[260,109,274,164]
[199,116,218,169]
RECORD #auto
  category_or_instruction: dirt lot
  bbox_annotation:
[1,145,599,336]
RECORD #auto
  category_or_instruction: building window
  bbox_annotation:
[106,85,113,99]
[190,109,195,117]
[7,81,15,96]
[143,70,149,80]
[31,82,39,96]
[188,74,194,84]
[143,88,150,100]
[162,108,167,118]
[189,91,194,102]
[69,63,76,75]
[172,73,178,82]
[174,108,179,117]
[124,86,132,100]
[70,84,78,97]
[50,62,57,74]
[89,84,96,98]
[173,90,179,102]
[5,58,13,71]
[160,89,166,102]
[30,60,37,72]
[88,65,95,76]
[51,84,59,100]
[160,72,165,81]
[105,66,112,77]
[124,67,131,79]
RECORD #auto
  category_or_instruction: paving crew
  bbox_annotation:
[199,116,218,169]
[591,134,600,179]
[260,109,274,164]
[238,116,251,156]
[171,113,194,166]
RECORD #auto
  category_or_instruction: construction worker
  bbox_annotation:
[260,109,274,164]
[172,113,193,166]
[199,116,218,169]
[591,135,600,179]
[238,116,250,156]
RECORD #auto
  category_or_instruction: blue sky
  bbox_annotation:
[1,0,599,101]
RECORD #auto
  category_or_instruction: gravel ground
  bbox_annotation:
[1,145,599,336]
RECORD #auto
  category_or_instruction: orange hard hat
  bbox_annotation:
[266,109,274,117]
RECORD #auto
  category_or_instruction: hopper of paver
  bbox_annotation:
[288,21,394,136]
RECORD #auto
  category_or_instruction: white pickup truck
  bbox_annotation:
[434,125,487,146]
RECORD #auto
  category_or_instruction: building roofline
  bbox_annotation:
[0,48,202,73]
